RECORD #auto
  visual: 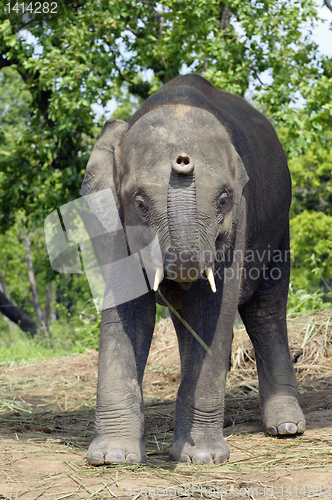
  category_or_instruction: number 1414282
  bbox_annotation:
[5,2,58,14]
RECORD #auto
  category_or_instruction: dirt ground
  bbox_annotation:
[0,311,332,500]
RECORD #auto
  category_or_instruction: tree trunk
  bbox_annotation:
[22,227,44,324]
[0,280,10,300]
[0,290,38,335]
[220,5,231,30]
[44,283,56,326]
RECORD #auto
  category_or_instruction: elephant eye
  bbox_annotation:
[134,195,150,216]
[217,192,229,209]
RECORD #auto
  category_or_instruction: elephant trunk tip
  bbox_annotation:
[171,154,194,175]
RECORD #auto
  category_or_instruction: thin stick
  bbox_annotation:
[158,289,212,355]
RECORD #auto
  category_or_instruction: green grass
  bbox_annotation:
[1,289,330,368]
[0,302,168,367]
[287,283,331,315]
[0,317,69,366]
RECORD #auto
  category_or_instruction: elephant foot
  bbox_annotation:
[87,436,146,465]
[170,438,230,464]
[262,394,305,436]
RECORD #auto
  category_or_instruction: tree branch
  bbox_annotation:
[110,49,152,99]
[249,66,264,86]
[324,0,332,13]
[0,291,38,335]
[125,27,139,37]
[110,49,133,84]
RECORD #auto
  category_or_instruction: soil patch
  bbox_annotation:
[1,311,332,499]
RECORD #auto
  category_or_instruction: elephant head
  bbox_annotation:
[81,76,248,294]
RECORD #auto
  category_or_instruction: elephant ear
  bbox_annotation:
[80,119,128,211]
[218,150,248,263]
[233,150,249,222]
[80,119,128,281]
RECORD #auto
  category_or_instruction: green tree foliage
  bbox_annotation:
[0,0,323,224]
[276,53,332,295]
[0,220,29,307]
[0,0,331,332]
[0,62,91,329]
[291,211,332,292]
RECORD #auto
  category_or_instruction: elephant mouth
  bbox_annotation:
[153,264,216,293]
[152,247,217,292]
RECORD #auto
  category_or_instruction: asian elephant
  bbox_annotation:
[80,74,305,465]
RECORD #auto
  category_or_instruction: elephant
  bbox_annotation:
[80,74,305,465]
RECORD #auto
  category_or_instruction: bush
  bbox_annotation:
[287,282,330,315]
[290,211,332,294]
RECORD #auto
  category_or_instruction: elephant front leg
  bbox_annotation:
[169,280,236,465]
[170,358,231,465]
[87,294,155,465]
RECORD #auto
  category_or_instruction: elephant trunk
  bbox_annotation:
[165,169,201,282]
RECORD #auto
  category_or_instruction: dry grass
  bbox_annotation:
[229,309,332,392]
[0,310,332,499]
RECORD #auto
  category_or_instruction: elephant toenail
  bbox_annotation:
[87,452,104,465]
[104,451,126,464]
[214,451,230,464]
[298,420,305,433]
[126,453,139,463]
[192,452,213,464]
[278,423,297,435]
[266,426,278,436]
[178,453,191,463]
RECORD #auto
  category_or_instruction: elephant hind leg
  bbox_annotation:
[260,394,305,436]
[239,256,305,436]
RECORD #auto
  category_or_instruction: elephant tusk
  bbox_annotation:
[153,267,164,291]
[205,267,217,293]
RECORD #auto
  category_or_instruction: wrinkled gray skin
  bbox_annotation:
[81,75,305,465]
